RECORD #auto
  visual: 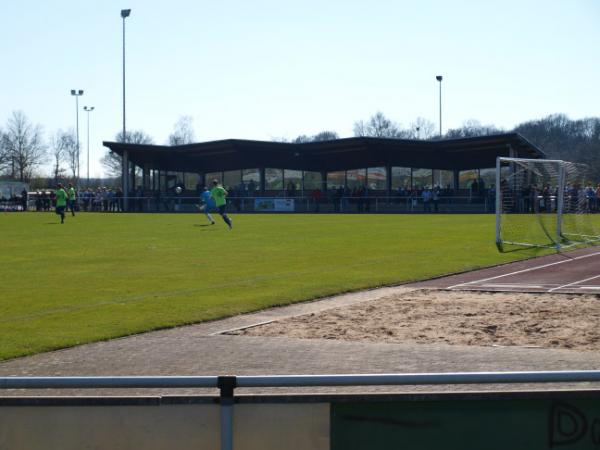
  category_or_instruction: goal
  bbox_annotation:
[495,157,600,251]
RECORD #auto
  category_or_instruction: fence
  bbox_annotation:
[2,371,600,450]
[21,195,492,214]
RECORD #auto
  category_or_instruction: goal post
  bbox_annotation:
[495,157,600,251]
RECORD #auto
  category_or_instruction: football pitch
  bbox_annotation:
[0,212,552,361]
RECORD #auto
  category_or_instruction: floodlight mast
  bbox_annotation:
[121,8,131,211]
[70,89,84,184]
[436,75,443,138]
[83,106,95,186]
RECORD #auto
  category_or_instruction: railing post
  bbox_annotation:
[218,376,236,450]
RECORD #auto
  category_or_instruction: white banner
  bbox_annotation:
[254,198,295,212]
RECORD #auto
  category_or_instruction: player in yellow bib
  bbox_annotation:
[210,180,233,229]
[55,183,68,224]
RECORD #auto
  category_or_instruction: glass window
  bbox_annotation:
[165,171,178,190]
[242,169,260,191]
[391,167,411,190]
[265,168,283,190]
[438,170,454,190]
[303,171,322,190]
[459,169,478,189]
[367,167,387,190]
[223,170,242,189]
[327,171,345,189]
[206,172,223,185]
[479,168,495,191]
[159,172,167,192]
[184,173,200,191]
[346,169,366,188]
[412,168,432,189]
[284,169,302,192]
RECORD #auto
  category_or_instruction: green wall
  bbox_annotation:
[332,399,600,450]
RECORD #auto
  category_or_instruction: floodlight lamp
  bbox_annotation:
[121,9,131,18]
[79,90,84,95]
[436,75,443,82]
[70,89,76,95]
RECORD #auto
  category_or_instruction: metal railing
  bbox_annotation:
[3,370,600,450]
[22,195,495,214]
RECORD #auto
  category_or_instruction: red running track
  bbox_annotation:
[409,246,600,294]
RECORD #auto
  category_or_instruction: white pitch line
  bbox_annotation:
[480,284,547,289]
[447,250,600,290]
[548,274,600,293]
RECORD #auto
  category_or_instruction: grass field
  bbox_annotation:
[0,212,554,361]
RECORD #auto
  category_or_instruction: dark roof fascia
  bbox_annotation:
[104,133,542,155]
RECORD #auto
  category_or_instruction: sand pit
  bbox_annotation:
[232,290,600,351]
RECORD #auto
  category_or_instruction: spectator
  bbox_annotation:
[311,188,322,212]
[20,188,28,212]
[432,186,440,213]
[422,188,432,212]
[115,187,124,212]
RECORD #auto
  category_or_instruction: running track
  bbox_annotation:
[409,246,600,294]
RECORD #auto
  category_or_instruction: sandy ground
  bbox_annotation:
[233,289,600,351]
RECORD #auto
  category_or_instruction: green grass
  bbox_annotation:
[0,212,552,361]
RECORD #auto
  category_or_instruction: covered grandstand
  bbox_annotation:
[103,133,545,212]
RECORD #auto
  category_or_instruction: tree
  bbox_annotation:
[0,127,9,175]
[353,112,406,138]
[292,130,339,143]
[114,129,155,145]
[101,129,154,178]
[168,115,195,146]
[50,130,75,182]
[408,117,436,140]
[1,111,46,181]
[311,130,339,142]
[514,114,600,176]
[444,119,503,139]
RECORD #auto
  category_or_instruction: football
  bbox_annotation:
[175,186,182,194]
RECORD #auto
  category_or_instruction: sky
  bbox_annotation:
[1,0,599,178]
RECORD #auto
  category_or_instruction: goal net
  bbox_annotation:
[495,157,600,251]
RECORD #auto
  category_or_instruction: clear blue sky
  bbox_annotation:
[1,0,599,177]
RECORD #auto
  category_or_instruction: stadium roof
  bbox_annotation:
[103,133,545,173]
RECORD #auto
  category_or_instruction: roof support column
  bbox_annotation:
[321,171,327,192]
[259,167,266,194]
[386,166,392,202]
[453,170,460,192]
[143,164,150,191]
[122,150,129,211]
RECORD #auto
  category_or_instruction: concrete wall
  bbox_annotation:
[0,401,329,450]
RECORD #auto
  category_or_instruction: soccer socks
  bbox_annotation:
[222,214,232,228]
[205,212,215,224]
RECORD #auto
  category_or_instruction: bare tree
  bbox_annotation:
[311,130,339,142]
[445,119,503,139]
[0,127,9,176]
[408,117,436,140]
[60,130,79,181]
[50,130,75,182]
[168,115,195,145]
[353,112,406,138]
[292,130,339,143]
[2,111,47,181]
[114,130,155,145]
[101,129,154,178]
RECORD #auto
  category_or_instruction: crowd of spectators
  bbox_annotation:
[501,182,600,213]
[5,178,600,214]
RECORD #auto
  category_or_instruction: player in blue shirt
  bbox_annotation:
[197,186,216,225]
